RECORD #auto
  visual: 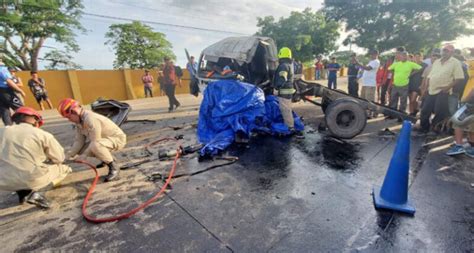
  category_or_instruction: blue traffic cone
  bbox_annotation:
[372,120,415,215]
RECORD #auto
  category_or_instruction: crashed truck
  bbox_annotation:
[196,36,416,139]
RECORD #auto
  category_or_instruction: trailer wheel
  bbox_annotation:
[325,98,367,139]
[321,97,331,113]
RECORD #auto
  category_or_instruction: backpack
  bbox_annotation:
[174,66,183,78]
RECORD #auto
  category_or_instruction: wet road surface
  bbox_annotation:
[0,96,473,252]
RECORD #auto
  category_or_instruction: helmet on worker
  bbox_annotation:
[12,107,44,127]
[58,98,80,118]
[278,47,292,59]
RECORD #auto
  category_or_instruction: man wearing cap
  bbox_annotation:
[419,45,465,134]
[0,60,25,125]
[58,98,126,182]
[8,67,25,104]
[0,107,71,208]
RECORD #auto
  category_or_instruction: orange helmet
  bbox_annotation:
[58,98,80,117]
[12,107,44,127]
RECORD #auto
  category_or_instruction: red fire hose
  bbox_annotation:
[76,137,181,223]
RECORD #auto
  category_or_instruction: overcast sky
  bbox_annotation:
[42,0,472,70]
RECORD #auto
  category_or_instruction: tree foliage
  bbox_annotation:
[0,0,85,70]
[105,21,175,69]
[324,0,474,53]
[256,8,340,62]
[43,49,82,70]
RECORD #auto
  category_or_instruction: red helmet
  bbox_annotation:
[12,107,44,127]
[58,98,80,117]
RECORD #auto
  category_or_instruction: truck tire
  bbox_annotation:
[325,98,367,139]
[321,97,331,113]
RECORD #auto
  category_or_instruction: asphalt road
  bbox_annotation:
[0,78,472,252]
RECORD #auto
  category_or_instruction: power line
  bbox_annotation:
[82,12,249,36]
[6,1,249,36]
[110,1,217,23]
[81,15,228,39]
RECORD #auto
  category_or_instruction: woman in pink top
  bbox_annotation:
[142,70,154,98]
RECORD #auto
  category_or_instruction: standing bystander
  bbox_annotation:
[408,53,428,116]
[347,53,360,97]
[419,45,465,134]
[0,60,25,125]
[28,71,53,111]
[358,50,380,105]
[388,51,422,118]
[8,67,25,104]
[187,56,200,97]
[326,57,340,90]
[142,70,154,98]
[379,57,394,105]
[163,57,181,112]
[314,55,323,80]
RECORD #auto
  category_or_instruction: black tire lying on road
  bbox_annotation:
[325,98,367,139]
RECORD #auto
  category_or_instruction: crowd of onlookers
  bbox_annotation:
[315,45,473,157]
[0,63,54,126]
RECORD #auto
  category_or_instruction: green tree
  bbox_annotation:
[256,8,340,62]
[0,0,85,70]
[324,0,474,53]
[43,49,82,70]
[105,21,175,69]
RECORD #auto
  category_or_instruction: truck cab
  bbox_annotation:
[196,36,279,94]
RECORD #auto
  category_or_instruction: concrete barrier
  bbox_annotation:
[15,69,192,110]
[15,66,350,110]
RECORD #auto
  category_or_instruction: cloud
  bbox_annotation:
[52,0,325,69]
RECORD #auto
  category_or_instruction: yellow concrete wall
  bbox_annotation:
[77,70,128,102]
[129,69,191,99]
[14,66,349,110]
[15,69,193,110]
[16,70,74,110]
[302,67,347,81]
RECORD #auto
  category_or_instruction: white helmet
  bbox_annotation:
[451,104,474,128]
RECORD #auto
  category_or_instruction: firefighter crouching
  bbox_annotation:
[58,98,126,182]
[0,107,72,209]
[273,47,303,137]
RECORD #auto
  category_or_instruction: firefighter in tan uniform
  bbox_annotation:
[0,107,71,208]
[58,98,126,182]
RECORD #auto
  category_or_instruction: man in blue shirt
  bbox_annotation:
[0,59,26,126]
[327,57,341,89]
[186,56,198,78]
[186,56,200,97]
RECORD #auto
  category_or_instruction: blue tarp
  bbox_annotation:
[198,80,304,156]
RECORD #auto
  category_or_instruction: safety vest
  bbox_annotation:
[273,59,295,98]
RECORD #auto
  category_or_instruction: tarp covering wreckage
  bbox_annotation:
[197,80,304,156]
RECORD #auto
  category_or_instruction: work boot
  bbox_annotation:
[26,192,51,209]
[16,189,33,204]
[104,162,120,182]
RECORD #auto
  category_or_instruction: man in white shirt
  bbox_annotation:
[358,50,380,104]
